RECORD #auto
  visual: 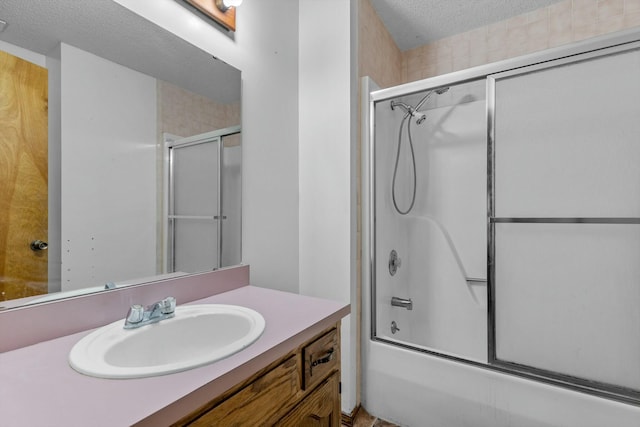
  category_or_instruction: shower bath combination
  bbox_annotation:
[386,84,484,329]
[366,31,640,425]
[390,87,449,215]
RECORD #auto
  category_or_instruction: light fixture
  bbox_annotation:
[215,0,242,12]
[185,0,242,32]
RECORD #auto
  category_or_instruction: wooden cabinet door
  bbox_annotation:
[275,372,340,427]
[0,50,49,301]
[186,356,300,426]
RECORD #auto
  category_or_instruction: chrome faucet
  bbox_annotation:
[123,296,176,329]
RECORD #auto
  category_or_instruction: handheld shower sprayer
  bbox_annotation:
[389,86,450,215]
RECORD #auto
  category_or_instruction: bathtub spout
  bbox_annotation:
[391,296,413,310]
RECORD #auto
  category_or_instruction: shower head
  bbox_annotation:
[390,100,426,125]
[408,86,451,121]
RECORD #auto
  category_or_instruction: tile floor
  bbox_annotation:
[344,407,400,427]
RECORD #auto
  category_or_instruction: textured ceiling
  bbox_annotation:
[0,0,568,96]
[0,0,240,104]
[371,0,564,51]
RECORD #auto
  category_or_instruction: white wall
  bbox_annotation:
[298,0,356,413]
[113,0,301,294]
[60,43,157,290]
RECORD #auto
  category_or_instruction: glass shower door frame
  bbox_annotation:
[487,41,640,404]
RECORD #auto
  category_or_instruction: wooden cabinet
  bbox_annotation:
[302,328,339,392]
[275,373,341,427]
[174,324,341,427]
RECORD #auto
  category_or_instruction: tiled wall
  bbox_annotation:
[157,80,240,138]
[403,0,640,82]
[358,0,404,89]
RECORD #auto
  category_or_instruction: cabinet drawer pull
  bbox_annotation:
[310,348,334,376]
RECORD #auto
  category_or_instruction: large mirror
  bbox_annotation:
[0,0,242,309]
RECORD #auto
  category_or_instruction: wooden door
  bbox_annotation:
[0,50,48,301]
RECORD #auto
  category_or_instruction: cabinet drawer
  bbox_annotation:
[188,356,300,426]
[302,328,339,391]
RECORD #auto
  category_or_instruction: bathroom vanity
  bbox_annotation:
[174,324,340,426]
[0,269,349,426]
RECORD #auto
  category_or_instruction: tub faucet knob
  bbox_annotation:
[389,249,402,276]
[391,321,400,334]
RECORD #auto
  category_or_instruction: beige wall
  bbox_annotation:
[403,0,640,82]
[358,0,640,86]
[357,0,404,88]
[157,80,240,138]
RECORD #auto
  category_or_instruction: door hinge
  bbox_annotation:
[339,381,342,394]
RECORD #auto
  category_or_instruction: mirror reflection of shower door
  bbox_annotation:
[166,126,241,273]
[220,133,242,267]
[168,136,221,273]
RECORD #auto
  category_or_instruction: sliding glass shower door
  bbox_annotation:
[372,79,488,362]
[489,43,640,398]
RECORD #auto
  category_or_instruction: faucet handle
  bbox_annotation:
[126,304,144,324]
[161,297,176,314]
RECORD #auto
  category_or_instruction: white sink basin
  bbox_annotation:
[69,304,265,379]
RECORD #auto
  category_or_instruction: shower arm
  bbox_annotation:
[412,87,449,114]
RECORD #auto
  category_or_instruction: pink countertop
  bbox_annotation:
[0,285,350,427]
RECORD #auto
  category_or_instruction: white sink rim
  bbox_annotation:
[68,304,265,379]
